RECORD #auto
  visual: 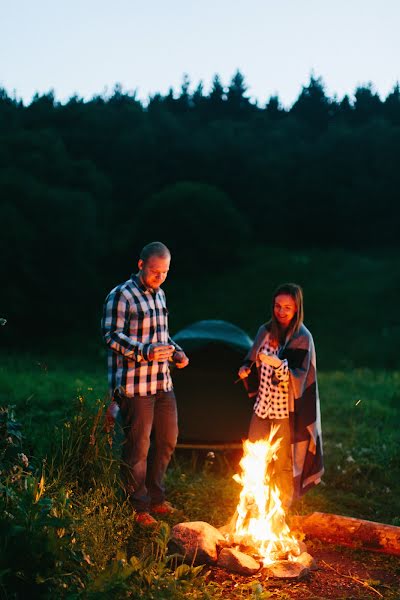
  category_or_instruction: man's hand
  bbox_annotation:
[238,365,251,379]
[258,352,282,369]
[173,350,189,369]
[148,343,175,362]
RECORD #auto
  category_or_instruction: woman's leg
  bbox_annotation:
[248,414,293,510]
[248,412,272,442]
[271,418,294,510]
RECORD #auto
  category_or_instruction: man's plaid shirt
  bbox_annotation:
[101,274,182,397]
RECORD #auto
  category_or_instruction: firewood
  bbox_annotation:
[290,512,400,556]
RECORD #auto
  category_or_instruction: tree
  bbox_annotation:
[0,87,21,132]
[353,83,382,124]
[192,81,205,111]
[206,74,226,118]
[176,73,192,113]
[226,70,252,115]
[336,94,353,122]
[25,91,58,128]
[266,95,286,119]
[383,83,400,125]
[291,75,333,130]
[135,181,249,271]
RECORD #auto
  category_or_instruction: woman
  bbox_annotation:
[238,283,323,509]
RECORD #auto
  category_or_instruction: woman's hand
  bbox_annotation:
[258,352,282,369]
[238,365,251,379]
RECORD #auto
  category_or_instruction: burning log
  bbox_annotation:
[230,426,302,566]
[290,512,400,556]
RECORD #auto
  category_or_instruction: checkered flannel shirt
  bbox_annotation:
[253,334,289,420]
[101,274,182,397]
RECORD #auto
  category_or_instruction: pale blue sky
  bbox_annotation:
[1,0,399,107]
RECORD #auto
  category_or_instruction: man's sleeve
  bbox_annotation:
[102,289,151,360]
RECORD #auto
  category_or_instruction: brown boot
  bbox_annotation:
[150,501,176,515]
[134,511,158,527]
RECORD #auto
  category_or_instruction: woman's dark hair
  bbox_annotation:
[268,283,304,345]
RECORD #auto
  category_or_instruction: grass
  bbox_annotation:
[0,353,105,457]
[0,357,399,598]
[1,355,399,525]
[296,369,400,524]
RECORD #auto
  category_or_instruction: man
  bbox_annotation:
[102,241,189,526]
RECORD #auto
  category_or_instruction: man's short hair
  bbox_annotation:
[140,241,171,263]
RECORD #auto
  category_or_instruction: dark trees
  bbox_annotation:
[1,73,400,344]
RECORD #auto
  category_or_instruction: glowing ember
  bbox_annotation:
[230,424,301,566]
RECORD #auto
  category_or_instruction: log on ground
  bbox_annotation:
[291,512,400,556]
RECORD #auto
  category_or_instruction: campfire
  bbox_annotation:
[171,427,400,582]
[226,424,301,566]
[171,426,316,578]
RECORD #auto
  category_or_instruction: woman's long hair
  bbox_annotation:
[268,283,304,346]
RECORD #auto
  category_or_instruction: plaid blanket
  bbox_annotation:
[243,323,324,498]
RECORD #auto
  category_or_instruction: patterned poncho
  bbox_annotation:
[242,323,324,498]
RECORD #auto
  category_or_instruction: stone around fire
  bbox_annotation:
[265,560,309,579]
[217,547,261,575]
[296,552,318,571]
[171,521,225,565]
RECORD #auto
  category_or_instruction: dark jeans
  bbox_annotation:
[248,413,294,510]
[118,389,178,512]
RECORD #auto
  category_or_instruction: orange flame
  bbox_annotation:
[231,424,300,565]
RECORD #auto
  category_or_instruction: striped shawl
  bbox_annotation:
[243,323,324,498]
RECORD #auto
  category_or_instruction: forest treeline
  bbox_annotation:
[1,72,400,343]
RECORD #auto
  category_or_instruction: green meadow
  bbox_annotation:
[1,247,399,598]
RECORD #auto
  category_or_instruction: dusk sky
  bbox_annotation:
[1,0,399,107]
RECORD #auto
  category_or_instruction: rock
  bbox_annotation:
[295,552,318,571]
[171,521,225,565]
[217,547,261,575]
[264,560,309,579]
